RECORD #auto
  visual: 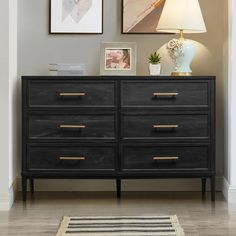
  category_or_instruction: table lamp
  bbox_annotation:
[156,0,207,76]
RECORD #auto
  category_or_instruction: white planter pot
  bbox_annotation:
[149,63,161,76]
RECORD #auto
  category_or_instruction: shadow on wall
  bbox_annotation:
[157,40,213,75]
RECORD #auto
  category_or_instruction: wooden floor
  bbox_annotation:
[0,192,236,236]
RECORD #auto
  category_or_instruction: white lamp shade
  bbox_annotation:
[156,0,207,33]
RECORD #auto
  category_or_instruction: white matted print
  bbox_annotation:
[50,0,103,34]
[100,43,137,75]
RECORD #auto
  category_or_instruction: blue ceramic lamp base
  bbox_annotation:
[167,33,196,76]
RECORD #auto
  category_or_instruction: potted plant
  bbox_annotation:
[148,52,162,75]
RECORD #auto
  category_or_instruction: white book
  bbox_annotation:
[58,70,84,76]
[49,63,86,75]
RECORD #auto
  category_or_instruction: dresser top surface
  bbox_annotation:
[22,76,216,81]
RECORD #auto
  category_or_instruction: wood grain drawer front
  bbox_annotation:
[28,81,116,108]
[28,114,116,140]
[122,114,209,140]
[122,145,209,171]
[121,81,208,108]
[27,146,116,171]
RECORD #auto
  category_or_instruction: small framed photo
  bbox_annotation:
[50,0,103,34]
[100,42,137,75]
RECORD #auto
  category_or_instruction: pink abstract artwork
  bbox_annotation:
[122,0,165,33]
[62,0,92,23]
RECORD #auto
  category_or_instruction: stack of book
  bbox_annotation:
[49,63,85,76]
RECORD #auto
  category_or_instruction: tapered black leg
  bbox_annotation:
[22,177,27,202]
[202,178,206,195]
[30,179,34,194]
[116,179,121,198]
[210,176,215,202]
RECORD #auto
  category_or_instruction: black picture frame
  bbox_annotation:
[49,0,103,34]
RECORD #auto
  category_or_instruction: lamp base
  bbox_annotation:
[171,72,192,76]
[167,38,195,77]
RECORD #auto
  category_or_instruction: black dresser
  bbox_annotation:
[22,76,216,201]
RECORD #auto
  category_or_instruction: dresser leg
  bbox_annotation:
[30,179,34,194]
[210,176,215,202]
[202,178,206,195]
[22,177,27,202]
[116,179,121,198]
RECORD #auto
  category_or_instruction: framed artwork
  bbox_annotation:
[122,0,166,34]
[50,0,103,34]
[100,42,137,76]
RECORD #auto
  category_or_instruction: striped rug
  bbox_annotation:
[56,216,185,236]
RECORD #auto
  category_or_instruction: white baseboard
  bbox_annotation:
[0,179,18,211]
[0,192,11,211]
[17,177,223,192]
[222,177,229,200]
[222,177,236,203]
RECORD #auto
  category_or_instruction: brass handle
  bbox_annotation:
[153,93,179,97]
[59,125,86,129]
[59,93,86,96]
[153,157,179,161]
[153,125,179,129]
[59,157,85,160]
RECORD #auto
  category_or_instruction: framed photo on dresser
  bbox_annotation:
[100,42,137,75]
[50,0,103,34]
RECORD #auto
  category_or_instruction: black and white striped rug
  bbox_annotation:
[56,216,185,236]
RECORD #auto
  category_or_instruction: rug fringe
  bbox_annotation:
[56,217,70,236]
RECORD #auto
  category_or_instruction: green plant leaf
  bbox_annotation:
[149,52,161,64]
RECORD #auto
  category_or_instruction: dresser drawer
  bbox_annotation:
[122,113,209,140]
[27,145,116,171]
[122,145,209,171]
[28,113,116,140]
[121,81,208,108]
[28,81,116,108]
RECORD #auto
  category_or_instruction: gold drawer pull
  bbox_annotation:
[153,93,179,97]
[153,125,179,129]
[59,125,86,129]
[59,93,86,96]
[59,157,85,160]
[153,157,179,161]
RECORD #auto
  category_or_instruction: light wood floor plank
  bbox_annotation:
[0,192,236,236]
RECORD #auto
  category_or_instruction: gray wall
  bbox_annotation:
[0,0,18,206]
[18,0,225,180]
[0,0,10,194]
